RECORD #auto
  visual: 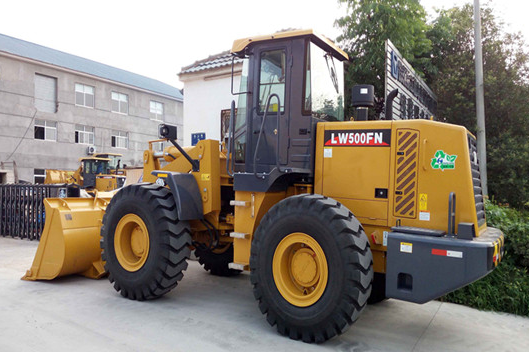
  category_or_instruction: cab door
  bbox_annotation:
[82,160,96,189]
[249,42,291,173]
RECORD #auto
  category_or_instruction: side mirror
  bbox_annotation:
[159,124,178,140]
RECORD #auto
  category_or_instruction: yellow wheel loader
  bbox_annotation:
[25,29,504,343]
[45,155,126,192]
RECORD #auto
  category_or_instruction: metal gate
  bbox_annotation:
[0,184,74,240]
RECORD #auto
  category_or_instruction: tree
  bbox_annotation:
[335,0,432,117]
[428,5,529,208]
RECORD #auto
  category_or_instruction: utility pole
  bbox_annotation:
[474,0,488,196]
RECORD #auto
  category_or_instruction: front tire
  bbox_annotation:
[100,184,192,300]
[250,194,373,343]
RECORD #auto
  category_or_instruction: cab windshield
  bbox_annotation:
[106,155,120,170]
[304,42,345,121]
[84,160,110,174]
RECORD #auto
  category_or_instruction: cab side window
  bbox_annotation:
[259,50,286,113]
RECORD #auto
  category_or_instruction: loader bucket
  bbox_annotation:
[22,196,111,281]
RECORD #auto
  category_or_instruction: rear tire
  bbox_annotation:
[101,183,192,300]
[195,243,241,277]
[250,194,373,343]
[368,273,388,304]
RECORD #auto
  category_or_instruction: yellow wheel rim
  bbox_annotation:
[114,214,150,272]
[273,232,328,307]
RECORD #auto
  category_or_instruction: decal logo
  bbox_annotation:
[431,150,457,170]
[324,129,391,147]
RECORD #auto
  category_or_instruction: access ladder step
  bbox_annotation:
[230,232,250,239]
[230,200,249,207]
[228,262,249,271]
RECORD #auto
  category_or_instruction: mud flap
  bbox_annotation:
[385,227,504,303]
[22,196,111,281]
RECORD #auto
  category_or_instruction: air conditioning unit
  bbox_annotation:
[87,145,97,155]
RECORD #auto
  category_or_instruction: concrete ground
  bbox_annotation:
[0,236,527,352]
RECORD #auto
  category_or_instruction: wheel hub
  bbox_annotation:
[272,232,328,307]
[291,248,319,287]
[130,226,146,257]
[114,214,150,272]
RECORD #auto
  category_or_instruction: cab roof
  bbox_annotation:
[231,29,349,61]
[94,153,122,157]
[78,157,112,162]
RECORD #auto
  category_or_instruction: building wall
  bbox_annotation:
[0,55,183,182]
[181,69,240,146]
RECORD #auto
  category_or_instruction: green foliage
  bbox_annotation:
[486,201,529,268]
[427,5,529,208]
[443,202,529,316]
[335,0,432,117]
[443,263,529,316]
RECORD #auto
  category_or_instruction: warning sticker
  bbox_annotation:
[419,193,428,211]
[419,211,430,221]
[400,242,413,253]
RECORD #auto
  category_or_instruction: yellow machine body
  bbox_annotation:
[44,169,76,184]
[314,119,484,273]
[22,195,111,281]
[132,118,489,275]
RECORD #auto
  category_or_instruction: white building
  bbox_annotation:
[0,33,183,183]
[178,51,242,146]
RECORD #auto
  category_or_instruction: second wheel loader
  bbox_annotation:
[25,29,504,343]
[44,153,125,192]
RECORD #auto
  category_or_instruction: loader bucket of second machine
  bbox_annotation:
[22,196,111,281]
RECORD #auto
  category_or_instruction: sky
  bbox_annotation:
[0,0,527,89]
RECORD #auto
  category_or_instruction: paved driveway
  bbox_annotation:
[0,237,527,351]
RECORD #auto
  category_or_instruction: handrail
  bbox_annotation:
[253,94,281,180]
[226,100,236,177]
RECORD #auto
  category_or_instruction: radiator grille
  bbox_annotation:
[394,130,419,218]
[468,135,486,226]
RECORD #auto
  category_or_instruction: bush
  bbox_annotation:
[443,262,529,316]
[486,201,529,268]
[442,201,529,316]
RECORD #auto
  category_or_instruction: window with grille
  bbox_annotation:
[150,101,164,121]
[75,124,95,144]
[111,130,128,149]
[34,119,57,141]
[75,84,94,107]
[111,92,128,114]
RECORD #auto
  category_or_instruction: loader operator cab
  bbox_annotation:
[228,30,348,192]
[80,157,111,189]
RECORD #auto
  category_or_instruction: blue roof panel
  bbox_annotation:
[0,33,182,101]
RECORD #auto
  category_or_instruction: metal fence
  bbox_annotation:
[0,184,73,240]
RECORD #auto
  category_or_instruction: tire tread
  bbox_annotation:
[250,194,374,343]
